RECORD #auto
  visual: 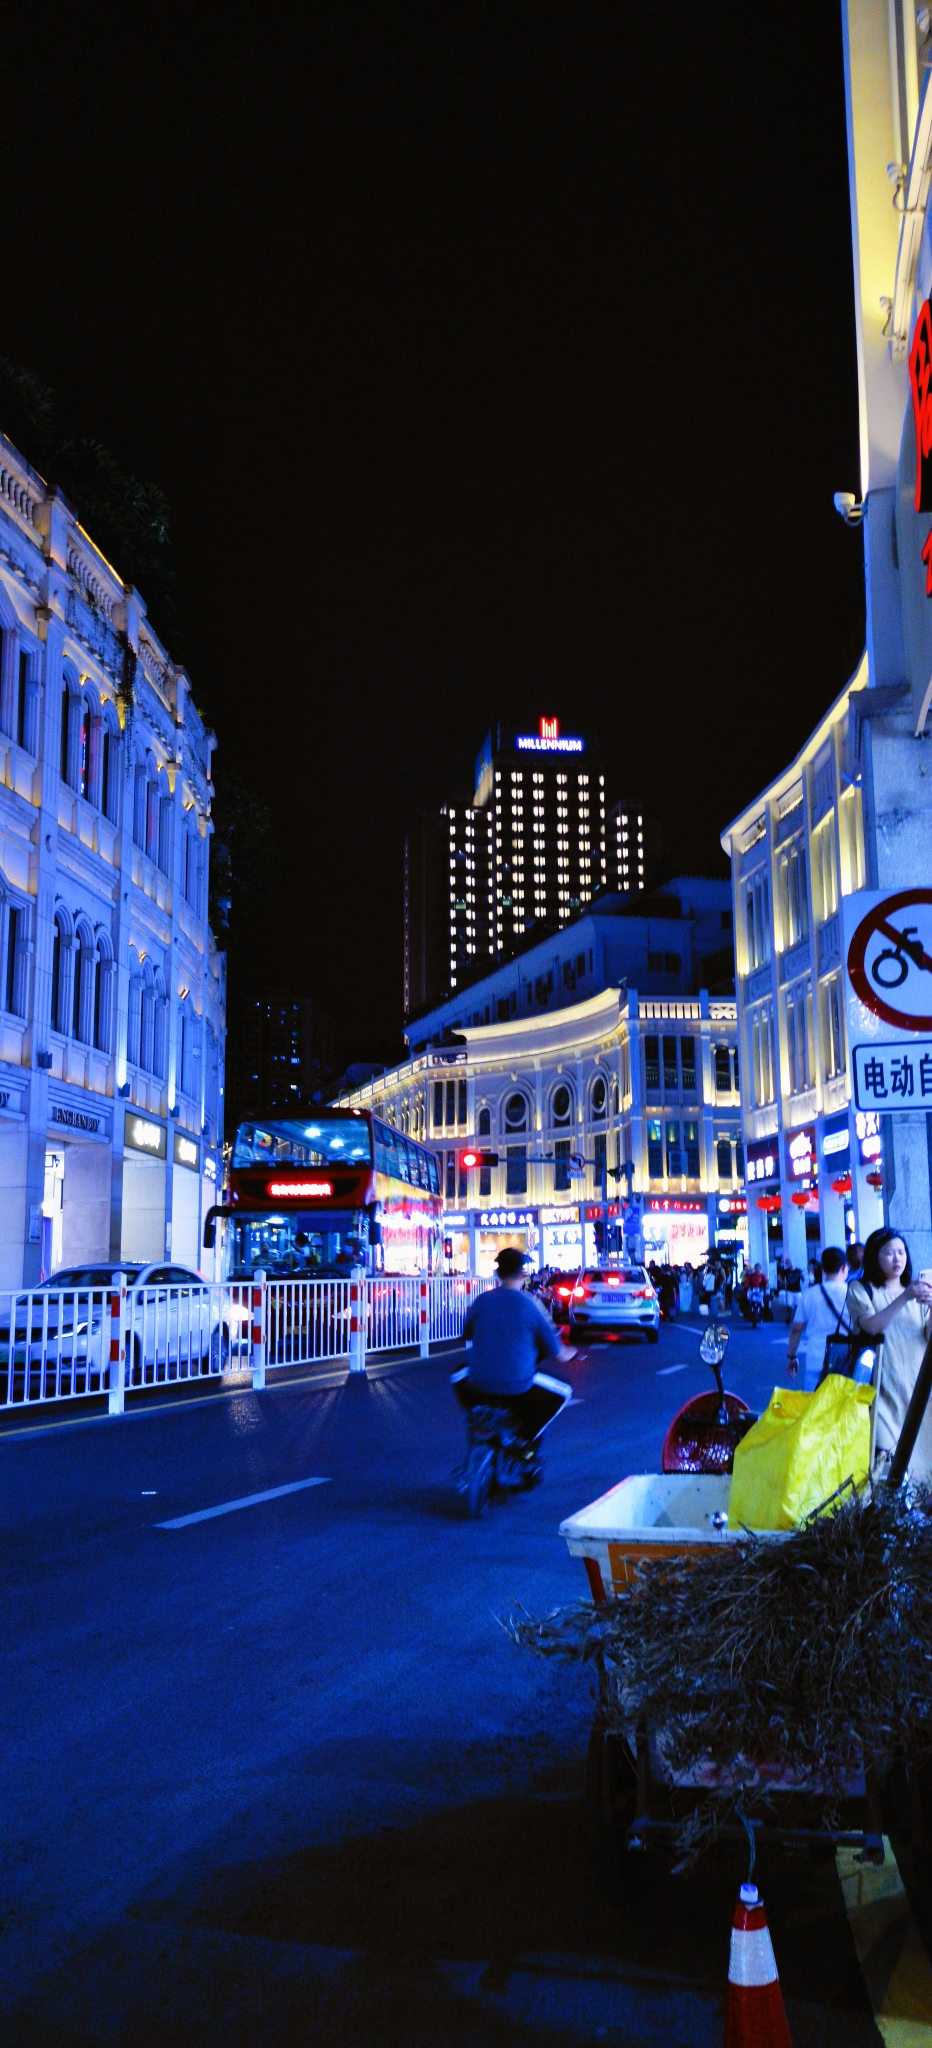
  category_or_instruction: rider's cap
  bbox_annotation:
[495,1246,529,1278]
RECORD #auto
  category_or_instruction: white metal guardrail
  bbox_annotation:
[0,1272,494,1414]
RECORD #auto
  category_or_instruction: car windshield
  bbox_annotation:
[39,1268,144,1289]
[232,1118,372,1168]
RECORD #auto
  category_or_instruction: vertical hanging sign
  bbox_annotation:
[908,298,932,591]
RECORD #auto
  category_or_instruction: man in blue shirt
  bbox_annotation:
[454,1247,576,1443]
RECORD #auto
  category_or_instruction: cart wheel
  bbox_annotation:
[585,1718,637,1895]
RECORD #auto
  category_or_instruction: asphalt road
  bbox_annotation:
[0,1310,886,2045]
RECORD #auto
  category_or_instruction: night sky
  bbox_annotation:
[1,6,864,1065]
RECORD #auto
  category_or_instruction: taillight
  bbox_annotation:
[556,1285,572,1298]
[572,1284,590,1300]
[605,1276,621,1287]
[632,1287,654,1300]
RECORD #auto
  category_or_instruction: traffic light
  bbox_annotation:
[459,1148,499,1171]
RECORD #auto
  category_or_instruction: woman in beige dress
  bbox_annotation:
[847,1229,932,1478]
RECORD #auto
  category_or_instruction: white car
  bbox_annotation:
[567,1265,660,1343]
[0,1264,250,1394]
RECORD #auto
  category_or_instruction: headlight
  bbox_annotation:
[226,1304,250,1326]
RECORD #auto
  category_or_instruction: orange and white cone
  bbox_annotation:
[723,1882,793,2046]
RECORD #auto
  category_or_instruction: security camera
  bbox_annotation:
[833,491,864,526]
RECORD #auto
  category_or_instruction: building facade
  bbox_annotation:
[231,987,334,1124]
[721,665,879,1279]
[339,983,744,1276]
[0,429,224,1285]
[403,716,649,1020]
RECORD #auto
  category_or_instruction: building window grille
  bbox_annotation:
[714,1045,731,1093]
[684,1121,700,1177]
[479,1163,492,1197]
[506,1145,527,1195]
[446,1151,456,1201]
[744,870,770,970]
[4,905,21,1015]
[644,1035,659,1090]
[591,1075,607,1119]
[593,1131,607,1178]
[445,1079,455,1126]
[777,836,808,948]
[433,1081,444,1129]
[554,1138,570,1191]
[716,1138,732,1181]
[680,1037,696,1090]
[663,1036,678,1091]
[751,1007,775,1107]
[478,1105,491,1136]
[457,1078,467,1124]
[823,973,845,1078]
[647,1118,663,1178]
[666,1120,681,1174]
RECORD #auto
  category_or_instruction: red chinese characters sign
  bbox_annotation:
[909,299,932,589]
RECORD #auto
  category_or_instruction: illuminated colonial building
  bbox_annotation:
[403,718,649,1019]
[0,427,224,1285]
[343,887,743,1275]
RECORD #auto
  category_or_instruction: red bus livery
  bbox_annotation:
[205,1108,442,1280]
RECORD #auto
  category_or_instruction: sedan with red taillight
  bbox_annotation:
[538,1270,582,1323]
[567,1266,660,1343]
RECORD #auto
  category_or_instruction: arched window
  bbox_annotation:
[60,668,85,791]
[550,1082,573,1127]
[61,682,71,783]
[157,780,172,875]
[50,909,72,1035]
[503,1092,528,1132]
[140,964,156,1073]
[101,712,120,823]
[590,1075,607,1120]
[133,761,148,849]
[126,960,143,1069]
[72,921,94,1042]
[93,934,114,1053]
[477,1105,491,1137]
[77,699,90,799]
[153,972,168,1079]
[1,889,26,1018]
[178,1000,198,1099]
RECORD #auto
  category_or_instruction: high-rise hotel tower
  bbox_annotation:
[404,718,647,1020]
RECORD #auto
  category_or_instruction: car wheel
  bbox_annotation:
[206,1324,231,1373]
[646,1329,659,1345]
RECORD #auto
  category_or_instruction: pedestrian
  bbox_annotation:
[746,1276,765,1328]
[846,1241,866,1285]
[679,1262,695,1315]
[847,1230,932,1479]
[699,1261,716,1315]
[785,1247,850,1391]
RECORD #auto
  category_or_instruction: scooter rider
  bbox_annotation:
[452,1246,577,1445]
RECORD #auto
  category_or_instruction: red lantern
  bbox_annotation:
[831,1174,852,1195]
[790,1190,811,1207]
[866,1170,883,1188]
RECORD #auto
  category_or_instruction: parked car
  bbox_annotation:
[567,1266,660,1343]
[0,1264,250,1400]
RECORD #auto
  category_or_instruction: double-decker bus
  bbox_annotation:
[204,1107,443,1279]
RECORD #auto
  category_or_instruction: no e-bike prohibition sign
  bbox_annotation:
[847,889,932,1032]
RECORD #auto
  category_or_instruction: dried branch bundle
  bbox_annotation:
[510,1487,932,1794]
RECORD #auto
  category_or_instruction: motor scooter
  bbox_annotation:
[661,1325,757,1473]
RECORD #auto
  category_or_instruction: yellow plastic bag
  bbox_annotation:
[729,1377,875,1532]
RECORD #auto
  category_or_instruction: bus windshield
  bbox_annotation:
[232,1118,372,1169]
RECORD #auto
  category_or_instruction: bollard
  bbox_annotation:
[251,1268,267,1392]
[108,1271,127,1416]
[348,1265,367,1372]
[419,1271,430,1357]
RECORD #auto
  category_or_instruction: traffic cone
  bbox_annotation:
[723,1882,793,2046]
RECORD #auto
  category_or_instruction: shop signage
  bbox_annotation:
[746,1138,779,1185]
[822,1127,850,1157]
[584,1202,620,1218]
[442,1214,469,1228]
[646,1197,704,1213]
[124,1115,167,1159]
[173,1132,199,1170]
[516,717,584,755]
[478,1209,535,1228]
[51,1104,102,1134]
[846,889,932,1033]
[909,299,932,590]
[855,1110,882,1163]
[785,1125,816,1181]
[540,1206,580,1225]
[852,1036,932,1111]
[204,1154,218,1182]
[717,1197,747,1214]
[429,1050,467,1066]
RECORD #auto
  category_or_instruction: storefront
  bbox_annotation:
[642,1197,709,1265]
[122,1114,168,1264]
[540,1205,583,1270]
[714,1195,748,1269]
[441,1212,472,1274]
[474,1207,539,1276]
[42,1095,113,1278]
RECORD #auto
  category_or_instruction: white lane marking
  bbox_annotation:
[656,1364,689,1376]
[156,1477,330,1529]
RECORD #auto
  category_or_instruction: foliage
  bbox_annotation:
[510,1486,932,1806]
[0,358,175,630]
[209,769,280,938]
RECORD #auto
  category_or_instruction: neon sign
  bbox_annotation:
[516,716,584,755]
[267,1180,333,1198]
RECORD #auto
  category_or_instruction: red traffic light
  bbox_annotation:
[459,1149,499,1171]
